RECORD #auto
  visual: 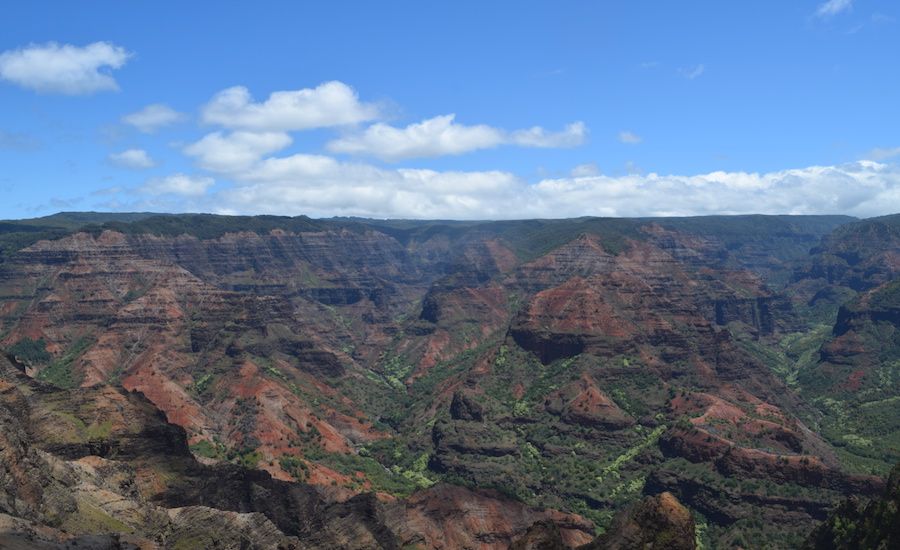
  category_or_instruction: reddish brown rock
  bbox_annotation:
[581,492,695,550]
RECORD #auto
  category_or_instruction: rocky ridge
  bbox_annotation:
[0,212,894,547]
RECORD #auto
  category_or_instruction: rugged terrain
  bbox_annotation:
[0,211,897,548]
[803,461,900,549]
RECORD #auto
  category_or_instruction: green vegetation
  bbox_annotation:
[190,439,226,460]
[86,419,113,440]
[813,392,900,475]
[381,354,414,390]
[192,373,215,394]
[62,500,133,535]
[806,462,900,550]
[0,212,158,261]
[233,448,262,469]
[596,425,667,483]
[694,516,708,550]
[101,213,321,239]
[279,455,310,481]
[36,336,93,389]
[7,336,51,365]
[0,210,892,546]
[306,444,432,496]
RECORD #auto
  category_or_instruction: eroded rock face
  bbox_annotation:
[544,375,633,429]
[803,462,900,550]
[511,492,701,550]
[388,484,594,549]
[796,214,900,292]
[819,280,900,373]
[0,356,596,549]
[510,520,569,550]
[508,235,789,369]
[0,213,887,547]
[450,390,485,422]
[583,492,696,550]
[0,230,400,483]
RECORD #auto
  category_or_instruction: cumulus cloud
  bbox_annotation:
[867,146,900,161]
[184,131,293,173]
[529,161,900,218]
[201,81,380,131]
[618,131,642,144]
[141,174,214,197]
[327,115,501,160]
[108,148,155,169]
[213,154,521,219]
[197,157,900,220]
[510,122,587,148]
[0,42,130,95]
[570,163,600,177]
[816,0,853,17]
[122,104,185,133]
[326,115,586,161]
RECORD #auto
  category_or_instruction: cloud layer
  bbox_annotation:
[184,131,292,172]
[201,81,380,131]
[169,146,900,219]
[141,174,214,197]
[327,114,586,161]
[868,146,900,161]
[0,42,130,95]
[108,148,155,169]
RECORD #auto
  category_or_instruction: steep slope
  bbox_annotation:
[0,212,880,547]
[800,214,900,292]
[0,355,596,548]
[405,232,878,547]
[804,462,900,549]
[782,215,900,478]
[794,280,900,474]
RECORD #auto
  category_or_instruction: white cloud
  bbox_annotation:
[571,163,600,177]
[618,131,642,144]
[326,114,586,161]
[184,131,293,173]
[122,104,185,133]
[529,161,900,218]
[141,174,214,197]
[201,81,380,131]
[867,146,900,161]
[0,42,130,95]
[327,115,501,160]
[213,154,521,219]
[816,0,853,17]
[196,156,900,220]
[108,148,155,169]
[679,64,705,80]
[510,122,587,148]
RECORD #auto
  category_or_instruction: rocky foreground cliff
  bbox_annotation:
[0,212,897,548]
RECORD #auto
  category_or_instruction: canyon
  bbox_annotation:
[0,211,897,548]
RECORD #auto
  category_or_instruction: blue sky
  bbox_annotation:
[1,0,899,220]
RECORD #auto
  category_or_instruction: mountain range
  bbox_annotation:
[0,211,898,549]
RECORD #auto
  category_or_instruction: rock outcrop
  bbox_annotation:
[0,212,886,548]
[804,462,900,550]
